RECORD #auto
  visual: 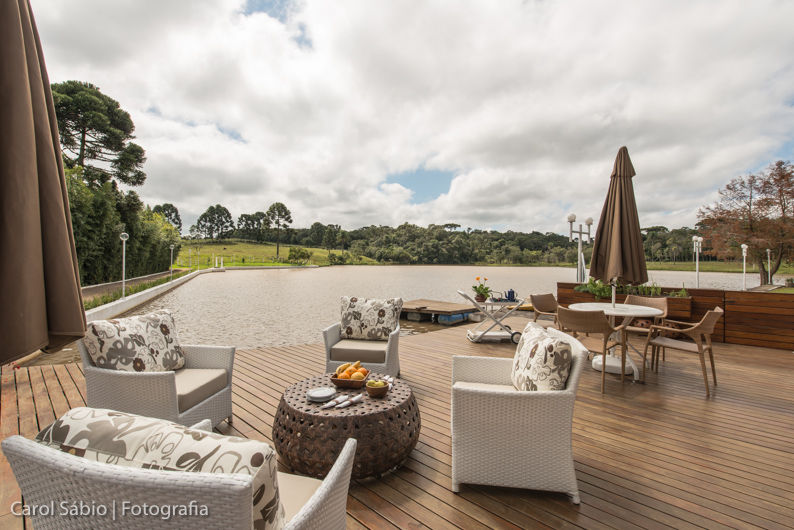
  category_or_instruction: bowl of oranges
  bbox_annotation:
[330,361,369,389]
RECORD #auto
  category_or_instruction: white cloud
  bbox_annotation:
[35,0,794,233]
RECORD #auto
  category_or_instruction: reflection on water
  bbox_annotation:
[126,265,758,348]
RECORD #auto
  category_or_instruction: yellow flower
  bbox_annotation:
[475,276,480,281]
[484,277,488,281]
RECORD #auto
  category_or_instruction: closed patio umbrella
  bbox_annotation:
[589,146,648,306]
[0,0,85,364]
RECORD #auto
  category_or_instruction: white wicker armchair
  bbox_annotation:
[451,345,587,503]
[78,341,235,427]
[323,323,400,377]
[2,422,357,530]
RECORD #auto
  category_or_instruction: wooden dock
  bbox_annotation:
[3,319,794,529]
[403,298,477,315]
[402,298,478,325]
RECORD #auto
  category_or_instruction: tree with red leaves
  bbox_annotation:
[698,160,793,284]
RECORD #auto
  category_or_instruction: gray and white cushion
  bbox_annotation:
[512,322,573,391]
[340,297,403,341]
[82,310,185,372]
[36,407,285,530]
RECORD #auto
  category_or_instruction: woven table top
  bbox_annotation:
[280,373,412,417]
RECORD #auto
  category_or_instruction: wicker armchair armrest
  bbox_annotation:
[323,323,342,356]
[386,325,400,353]
[182,344,235,373]
[452,356,513,385]
[82,365,180,419]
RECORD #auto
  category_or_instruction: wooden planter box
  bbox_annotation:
[556,283,692,319]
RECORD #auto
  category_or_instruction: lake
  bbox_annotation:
[127,265,759,348]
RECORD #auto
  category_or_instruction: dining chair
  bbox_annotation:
[557,307,629,393]
[623,294,668,362]
[642,307,724,397]
[530,293,559,327]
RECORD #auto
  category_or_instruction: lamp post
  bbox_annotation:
[741,244,748,291]
[169,244,175,281]
[692,235,703,288]
[766,248,771,285]
[567,214,593,283]
[120,232,129,299]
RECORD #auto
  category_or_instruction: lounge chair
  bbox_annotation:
[78,311,234,427]
[451,333,588,503]
[323,297,402,377]
[2,413,356,530]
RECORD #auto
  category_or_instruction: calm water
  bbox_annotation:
[127,266,760,348]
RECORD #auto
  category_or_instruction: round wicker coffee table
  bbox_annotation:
[272,373,420,479]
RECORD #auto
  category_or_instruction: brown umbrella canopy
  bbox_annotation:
[589,146,648,286]
[0,0,85,364]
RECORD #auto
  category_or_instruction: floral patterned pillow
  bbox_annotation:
[36,407,285,530]
[340,297,403,341]
[512,322,573,391]
[82,310,185,372]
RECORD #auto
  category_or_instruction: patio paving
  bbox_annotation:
[2,317,793,528]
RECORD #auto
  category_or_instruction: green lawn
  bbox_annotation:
[175,239,376,268]
[643,261,794,274]
[773,287,794,293]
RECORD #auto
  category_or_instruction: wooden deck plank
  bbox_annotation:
[0,365,22,525]
[2,317,794,529]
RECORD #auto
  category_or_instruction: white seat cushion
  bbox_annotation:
[453,381,518,393]
[277,471,322,522]
[329,339,387,363]
[174,368,228,412]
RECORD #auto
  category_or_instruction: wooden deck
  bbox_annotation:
[3,318,794,529]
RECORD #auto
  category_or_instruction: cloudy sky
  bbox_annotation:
[35,0,794,234]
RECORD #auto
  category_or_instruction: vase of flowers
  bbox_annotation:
[472,276,491,302]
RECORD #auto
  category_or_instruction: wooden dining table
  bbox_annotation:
[568,302,663,382]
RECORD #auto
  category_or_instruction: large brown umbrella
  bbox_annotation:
[589,146,648,303]
[0,0,85,364]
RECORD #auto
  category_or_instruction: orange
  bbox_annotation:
[358,368,368,376]
[338,372,351,379]
[344,368,356,376]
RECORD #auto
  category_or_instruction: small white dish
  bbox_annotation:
[306,386,336,402]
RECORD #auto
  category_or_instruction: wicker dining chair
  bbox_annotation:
[642,307,724,397]
[530,293,559,327]
[557,307,629,393]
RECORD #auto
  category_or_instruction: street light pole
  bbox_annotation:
[766,248,771,285]
[169,244,175,281]
[120,232,129,299]
[741,244,748,291]
[567,214,593,283]
[692,236,703,288]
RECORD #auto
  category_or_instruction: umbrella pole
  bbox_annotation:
[612,283,616,308]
